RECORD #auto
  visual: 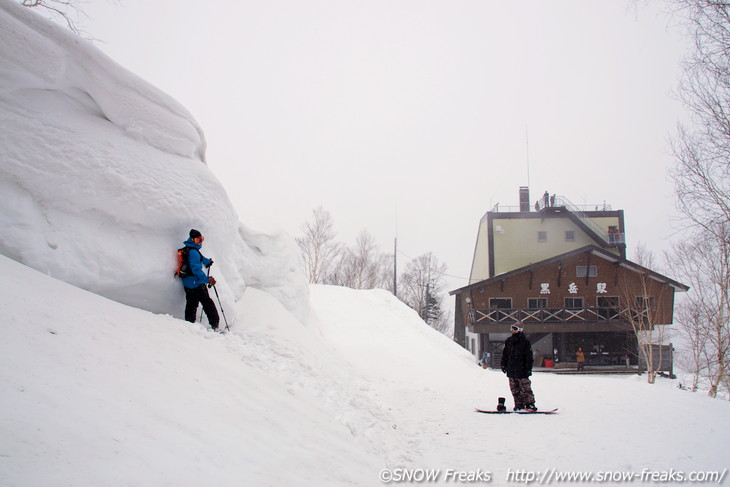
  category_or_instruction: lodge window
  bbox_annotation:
[565,230,575,242]
[576,265,597,277]
[538,231,547,242]
[489,298,512,308]
[528,298,548,308]
[565,297,584,309]
[490,298,512,322]
[597,296,620,319]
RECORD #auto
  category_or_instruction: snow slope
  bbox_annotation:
[310,286,730,479]
[0,255,395,486]
[0,0,308,322]
[2,259,728,486]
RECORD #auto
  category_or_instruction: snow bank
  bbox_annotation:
[0,254,390,486]
[0,0,204,160]
[310,285,479,386]
[0,0,308,322]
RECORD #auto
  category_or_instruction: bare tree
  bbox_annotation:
[668,0,730,398]
[329,230,391,290]
[670,0,730,241]
[674,296,710,392]
[296,207,342,284]
[399,253,452,336]
[667,230,730,397]
[619,244,671,384]
[295,209,450,335]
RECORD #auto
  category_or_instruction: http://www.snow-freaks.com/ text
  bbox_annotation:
[378,467,728,484]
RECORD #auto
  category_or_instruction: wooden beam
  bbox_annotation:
[557,261,562,287]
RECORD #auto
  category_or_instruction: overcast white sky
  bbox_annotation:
[66,0,690,292]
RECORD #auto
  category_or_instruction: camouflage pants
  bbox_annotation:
[508,377,535,409]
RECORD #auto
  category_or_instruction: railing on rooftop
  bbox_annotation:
[490,198,612,214]
[537,196,613,213]
[490,195,624,246]
[549,196,613,244]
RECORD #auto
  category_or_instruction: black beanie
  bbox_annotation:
[189,229,202,239]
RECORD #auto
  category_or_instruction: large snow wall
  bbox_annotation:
[0,0,308,322]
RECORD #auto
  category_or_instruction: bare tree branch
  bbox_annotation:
[19,0,91,35]
[670,0,730,398]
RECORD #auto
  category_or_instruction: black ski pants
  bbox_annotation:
[184,284,220,329]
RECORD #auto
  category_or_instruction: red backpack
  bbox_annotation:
[174,247,191,278]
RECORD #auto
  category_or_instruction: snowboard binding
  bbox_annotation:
[497,397,507,412]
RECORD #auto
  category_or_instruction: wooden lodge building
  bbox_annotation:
[450,188,689,369]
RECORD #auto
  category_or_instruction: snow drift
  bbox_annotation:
[0,0,308,322]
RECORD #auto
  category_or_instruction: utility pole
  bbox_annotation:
[393,236,397,298]
[424,282,431,324]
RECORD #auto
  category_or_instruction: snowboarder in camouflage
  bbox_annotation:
[501,322,537,411]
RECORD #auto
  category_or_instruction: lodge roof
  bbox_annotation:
[449,245,689,296]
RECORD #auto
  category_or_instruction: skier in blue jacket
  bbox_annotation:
[182,229,220,330]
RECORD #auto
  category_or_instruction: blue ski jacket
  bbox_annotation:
[181,238,213,289]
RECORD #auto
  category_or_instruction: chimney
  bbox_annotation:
[519,186,530,212]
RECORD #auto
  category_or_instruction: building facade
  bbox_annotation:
[470,187,626,284]
[452,188,688,368]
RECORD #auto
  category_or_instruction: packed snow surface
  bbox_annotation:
[1,258,729,486]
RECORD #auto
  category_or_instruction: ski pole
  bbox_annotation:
[205,263,230,331]
[199,267,211,323]
[210,283,230,331]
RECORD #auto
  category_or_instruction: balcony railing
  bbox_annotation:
[468,307,650,325]
[607,232,625,244]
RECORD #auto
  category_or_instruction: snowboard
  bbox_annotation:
[475,408,558,415]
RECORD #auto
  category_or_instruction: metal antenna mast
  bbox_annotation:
[526,126,531,189]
